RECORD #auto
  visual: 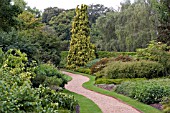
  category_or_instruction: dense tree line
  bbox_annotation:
[40,0,170,52]
[0,0,61,66]
[0,0,169,66]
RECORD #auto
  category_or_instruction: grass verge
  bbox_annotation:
[62,90,102,113]
[64,69,162,113]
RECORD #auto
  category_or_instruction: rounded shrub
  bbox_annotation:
[97,60,165,79]
[32,64,67,88]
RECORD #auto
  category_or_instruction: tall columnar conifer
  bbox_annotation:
[67,4,96,69]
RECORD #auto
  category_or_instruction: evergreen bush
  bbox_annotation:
[67,4,96,69]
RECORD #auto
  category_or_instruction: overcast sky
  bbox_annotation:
[24,0,133,11]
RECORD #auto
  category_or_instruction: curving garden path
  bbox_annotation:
[62,71,141,113]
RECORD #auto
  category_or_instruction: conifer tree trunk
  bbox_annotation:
[67,4,96,69]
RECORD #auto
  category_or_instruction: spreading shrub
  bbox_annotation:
[115,79,170,104]
[90,58,109,74]
[95,78,146,85]
[75,67,91,75]
[96,60,164,79]
[32,63,67,88]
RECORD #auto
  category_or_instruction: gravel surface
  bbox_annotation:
[62,71,141,113]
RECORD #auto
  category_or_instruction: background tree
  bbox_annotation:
[49,9,75,50]
[42,7,64,24]
[18,11,42,30]
[92,0,158,51]
[0,0,22,32]
[88,4,113,24]
[67,4,96,69]
[151,0,170,45]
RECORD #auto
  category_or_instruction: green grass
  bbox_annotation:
[62,90,102,113]
[64,69,162,113]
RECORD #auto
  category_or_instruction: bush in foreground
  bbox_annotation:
[32,63,67,88]
[115,79,170,104]
[0,49,78,112]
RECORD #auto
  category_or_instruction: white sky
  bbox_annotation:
[24,0,133,11]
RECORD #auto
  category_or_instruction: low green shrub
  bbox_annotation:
[43,76,63,88]
[95,78,124,84]
[95,78,146,85]
[32,64,67,88]
[76,67,91,75]
[90,58,109,74]
[96,60,165,79]
[115,79,170,104]
[34,63,62,77]
[162,96,170,113]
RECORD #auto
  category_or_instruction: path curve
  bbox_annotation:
[63,71,141,113]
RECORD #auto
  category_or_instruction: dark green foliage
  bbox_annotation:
[49,9,74,42]
[32,64,67,88]
[115,79,170,104]
[59,51,69,68]
[67,4,96,69]
[0,28,61,66]
[96,60,165,79]
[90,58,109,74]
[88,4,113,24]
[42,7,64,24]
[43,76,64,90]
[0,0,22,32]
[95,78,146,85]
